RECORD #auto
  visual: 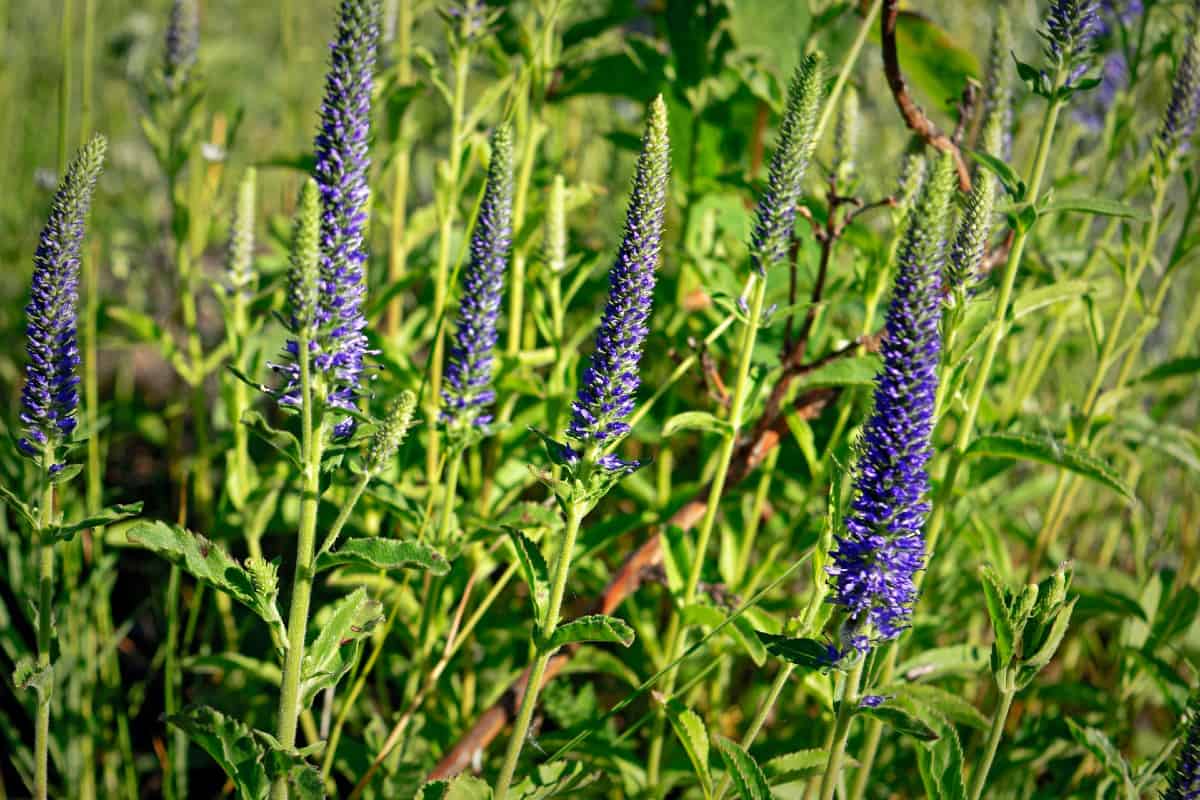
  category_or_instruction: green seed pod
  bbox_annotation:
[287,178,321,334]
[365,389,417,473]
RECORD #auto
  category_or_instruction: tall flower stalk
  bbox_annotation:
[1028,3,1200,572]
[647,53,824,787]
[492,95,669,800]
[817,153,957,800]
[19,133,106,800]
[438,124,513,541]
[272,2,378,796]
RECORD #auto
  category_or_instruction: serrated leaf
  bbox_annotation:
[1017,598,1075,684]
[979,566,1015,666]
[54,502,143,541]
[314,538,449,576]
[126,521,287,647]
[857,697,940,742]
[763,748,829,783]
[964,432,1134,503]
[889,683,988,730]
[299,588,383,706]
[507,527,550,621]
[1040,196,1141,219]
[662,411,734,438]
[546,614,635,650]
[1066,720,1137,797]
[415,775,493,800]
[657,694,712,796]
[715,736,770,800]
[13,656,52,693]
[757,633,831,670]
[682,604,767,666]
[165,705,272,800]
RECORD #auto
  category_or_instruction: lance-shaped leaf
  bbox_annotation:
[856,696,940,742]
[507,527,550,621]
[964,432,1134,503]
[127,521,287,647]
[763,749,830,783]
[715,736,771,800]
[656,694,712,796]
[415,775,493,800]
[756,632,831,670]
[314,537,449,575]
[165,705,272,800]
[546,614,635,650]
[299,588,383,706]
[54,501,144,541]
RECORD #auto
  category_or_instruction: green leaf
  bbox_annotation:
[507,527,550,621]
[715,736,770,800]
[1012,279,1111,321]
[857,697,940,742]
[964,432,1134,503]
[891,11,980,116]
[795,355,881,390]
[126,521,287,647]
[890,683,988,730]
[165,705,272,800]
[0,483,38,530]
[416,775,493,800]
[13,656,52,694]
[546,614,635,650]
[299,588,383,706]
[1066,720,1137,798]
[184,653,282,686]
[762,748,829,783]
[314,538,449,576]
[897,645,989,681]
[757,633,831,670]
[1017,598,1076,687]
[681,604,767,666]
[241,410,302,467]
[657,694,712,796]
[979,566,1015,666]
[54,502,143,541]
[1132,356,1200,385]
[1040,196,1141,219]
[968,150,1024,201]
[662,410,734,438]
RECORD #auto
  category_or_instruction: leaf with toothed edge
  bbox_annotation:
[314,537,449,575]
[299,588,383,707]
[715,736,771,800]
[546,614,635,650]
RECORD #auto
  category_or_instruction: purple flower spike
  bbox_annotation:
[826,154,957,656]
[1165,701,1200,800]
[20,135,107,466]
[1043,0,1101,87]
[566,96,669,468]
[276,0,379,438]
[1158,7,1200,164]
[441,125,514,432]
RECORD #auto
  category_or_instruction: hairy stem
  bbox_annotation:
[493,497,585,800]
[967,689,1015,800]
[818,660,865,800]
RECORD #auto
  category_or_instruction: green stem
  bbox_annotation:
[318,472,371,557]
[34,460,55,800]
[427,40,472,480]
[164,564,184,800]
[493,497,585,800]
[967,689,1015,800]
[273,334,323,800]
[714,663,794,800]
[384,0,413,338]
[814,0,880,141]
[647,274,767,787]
[437,448,464,545]
[818,660,864,800]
